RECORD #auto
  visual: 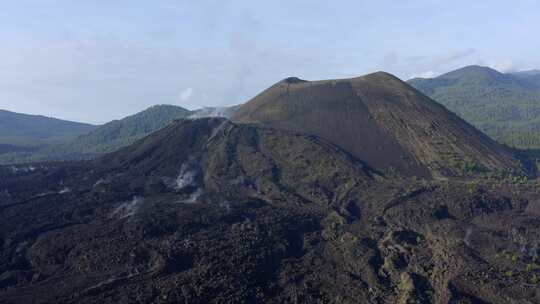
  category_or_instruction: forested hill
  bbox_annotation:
[408,65,540,149]
[0,109,96,146]
[0,105,192,164]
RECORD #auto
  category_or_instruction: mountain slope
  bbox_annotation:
[0,110,96,146]
[510,70,540,89]
[232,72,520,178]
[1,118,540,303]
[408,65,540,148]
[62,104,192,154]
[0,105,192,163]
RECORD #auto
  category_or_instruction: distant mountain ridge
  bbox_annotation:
[511,70,540,77]
[62,104,192,155]
[0,105,192,164]
[408,65,540,148]
[0,109,96,146]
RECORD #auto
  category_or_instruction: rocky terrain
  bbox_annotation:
[1,73,540,303]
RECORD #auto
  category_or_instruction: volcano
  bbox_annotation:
[232,72,520,178]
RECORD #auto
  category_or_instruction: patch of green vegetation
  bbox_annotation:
[397,275,413,292]
[480,169,529,184]
[448,157,482,176]
[526,263,540,272]
[466,182,479,194]
[501,250,520,263]
[321,211,347,241]
[511,254,519,262]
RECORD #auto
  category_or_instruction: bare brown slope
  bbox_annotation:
[232,72,519,178]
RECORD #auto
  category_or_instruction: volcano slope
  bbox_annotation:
[232,73,523,178]
[1,117,540,303]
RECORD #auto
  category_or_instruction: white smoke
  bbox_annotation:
[110,196,144,219]
[175,163,197,190]
[188,106,235,119]
[162,159,200,191]
[59,187,71,194]
[530,243,539,261]
[182,188,203,204]
[10,165,37,173]
[161,159,206,203]
[180,87,194,101]
[206,119,231,144]
[464,227,473,248]
[492,60,516,73]
[93,178,107,188]
[36,191,56,198]
[410,71,437,79]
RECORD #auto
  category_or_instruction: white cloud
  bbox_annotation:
[180,87,193,102]
[379,49,477,80]
[492,60,516,73]
[410,71,437,79]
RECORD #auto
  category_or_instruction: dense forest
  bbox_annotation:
[409,66,540,149]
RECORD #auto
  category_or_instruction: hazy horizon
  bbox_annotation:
[1,1,539,124]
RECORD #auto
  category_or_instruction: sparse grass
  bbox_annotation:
[397,277,412,291]
[511,254,519,262]
[448,157,481,176]
[467,182,479,194]
[526,263,540,272]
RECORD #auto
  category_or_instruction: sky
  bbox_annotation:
[1,1,539,124]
